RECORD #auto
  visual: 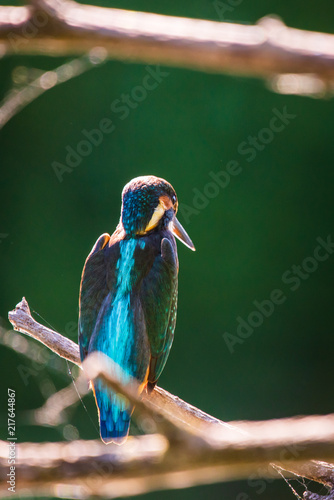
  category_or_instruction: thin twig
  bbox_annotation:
[0,49,107,130]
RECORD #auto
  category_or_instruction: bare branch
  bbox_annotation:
[0,436,334,499]
[8,297,80,364]
[0,50,107,130]
[7,297,334,497]
[82,353,210,444]
[7,298,243,433]
[32,380,81,426]
[1,0,334,89]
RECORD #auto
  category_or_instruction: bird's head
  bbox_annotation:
[121,175,195,251]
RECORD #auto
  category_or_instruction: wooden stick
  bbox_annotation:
[1,0,334,87]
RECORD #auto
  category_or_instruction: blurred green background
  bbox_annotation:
[1,0,334,499]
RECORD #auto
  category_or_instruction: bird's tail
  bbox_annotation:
[93,385,132,445]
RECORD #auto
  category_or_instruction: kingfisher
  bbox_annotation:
[78,175,195,444]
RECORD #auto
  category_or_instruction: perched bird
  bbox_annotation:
[78,175,195,444]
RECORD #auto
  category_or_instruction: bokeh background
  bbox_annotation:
[1,1,334,499]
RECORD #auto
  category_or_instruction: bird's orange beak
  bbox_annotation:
[170,217,195,251]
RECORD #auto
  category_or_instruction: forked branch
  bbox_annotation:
[4,297,334,498]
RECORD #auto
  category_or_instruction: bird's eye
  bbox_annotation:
[172,195,178,212]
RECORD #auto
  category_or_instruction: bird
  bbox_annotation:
[78,175,195,444]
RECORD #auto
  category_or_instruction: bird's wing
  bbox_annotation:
[78,233,111,361]
[141,237,179,387]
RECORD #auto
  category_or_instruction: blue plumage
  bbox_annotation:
[95,386,131,443]
[78,176,195,444]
